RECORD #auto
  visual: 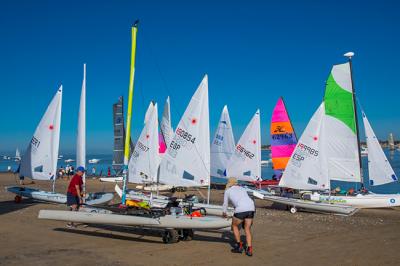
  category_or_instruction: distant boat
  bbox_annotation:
[361,146,368,156]
[15,148,21,161]
[261,159,272,166]
[64,159,75,163]
[88,158,100,164]
[389,133,395,150]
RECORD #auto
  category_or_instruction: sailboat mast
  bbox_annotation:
[346,53,363,184]
[122,21,139,205]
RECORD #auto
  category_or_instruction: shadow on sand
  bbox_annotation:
[0,199,36,215]
[53,224,233,245]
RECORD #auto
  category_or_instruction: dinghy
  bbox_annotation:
[9,70,112,205]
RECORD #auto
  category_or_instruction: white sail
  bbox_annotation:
[363,112,398,186]
[210,105,235,178]
[158,75,210,187]
[160,96,174,148]
[144,102,154,124]
[323,62,361,183]
[20,87,62,180]
[389,133,395,150]
[15,148,21,160]
[128,103,160,184]
[279,103,329,190]
[76,64,86,171]
[225,110,261,182]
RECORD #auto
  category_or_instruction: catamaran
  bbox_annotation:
[279,53,400,209]
[258,97,297,186]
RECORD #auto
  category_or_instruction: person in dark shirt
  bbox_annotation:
[66,166,85,228]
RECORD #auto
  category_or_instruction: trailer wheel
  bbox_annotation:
[289,206,297,214]
[14,195,22,203]
[162,229,179,244]
[181,229,194,241]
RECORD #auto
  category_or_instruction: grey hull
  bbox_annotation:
[6,186,114,206]
[263,195,358,216]
[38,210,231,229]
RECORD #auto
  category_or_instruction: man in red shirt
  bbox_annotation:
[66,166,85,228]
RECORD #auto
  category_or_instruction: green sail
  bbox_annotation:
[324,63,356,134]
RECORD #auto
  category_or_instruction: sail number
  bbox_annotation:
[175,128,196,144]
[236,144,254,159]
[297,143,318,156]
[137,141,149,152]
[31,136,40,148]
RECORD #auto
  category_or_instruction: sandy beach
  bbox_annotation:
[1,172,400,266]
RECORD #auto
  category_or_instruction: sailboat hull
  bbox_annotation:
[317,193,400,208]
[6,186,114,205]
[38,210,231,229]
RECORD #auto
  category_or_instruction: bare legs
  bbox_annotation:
[244,218,253,247]
[231,217,242,243]
[232,217,253,244]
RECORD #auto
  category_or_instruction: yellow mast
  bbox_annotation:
[122,20,139,204]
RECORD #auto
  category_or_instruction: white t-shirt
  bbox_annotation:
[223,185,255,213]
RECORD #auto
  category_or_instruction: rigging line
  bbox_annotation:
[141,29,175,99]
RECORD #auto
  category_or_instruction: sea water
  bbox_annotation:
[2,149,400,194]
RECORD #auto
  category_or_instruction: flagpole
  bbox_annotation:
[121,20,139,205]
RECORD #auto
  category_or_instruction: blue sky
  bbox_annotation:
[1,0,399,154]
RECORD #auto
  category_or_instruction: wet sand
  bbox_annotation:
[1,172,400,265]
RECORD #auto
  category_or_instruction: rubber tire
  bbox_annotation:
[14,195,22,203]
[289,206,297,214]
[162,229,179,244]
[181,229,194,241]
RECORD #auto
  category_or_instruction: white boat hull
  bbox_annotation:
[261,195,358,215]
[6,186,114,205]
[38,210,231,229]
[317,193,400,208]
[135,184,173,192]
[100,176,123,183]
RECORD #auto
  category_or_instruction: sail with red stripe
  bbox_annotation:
[270,97,297,179]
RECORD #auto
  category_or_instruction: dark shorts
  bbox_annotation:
[67,192,80,206]
[19,175,25,180]
[234,211,255,220]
